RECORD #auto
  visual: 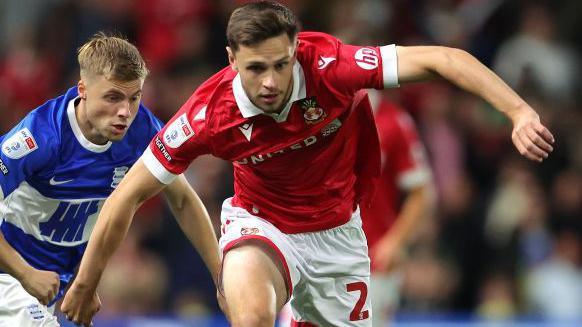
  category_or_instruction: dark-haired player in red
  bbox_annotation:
[63,1,554,326]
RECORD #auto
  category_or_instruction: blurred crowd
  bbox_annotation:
[1,0,581,323]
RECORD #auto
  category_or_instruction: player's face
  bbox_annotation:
[228,33,296,114]
[77,76,143,144]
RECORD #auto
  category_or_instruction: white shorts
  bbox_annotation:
[219,198,372,326]
[370,272,402,327]
[0,274,59,327]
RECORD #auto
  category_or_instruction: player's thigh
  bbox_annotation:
[222,242,288,313]
[292,274,372,327]
[290,211,372,326]
[0,274,60,327]
[219,199,298,309]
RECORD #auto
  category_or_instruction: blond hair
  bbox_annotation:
[77,32,148,81]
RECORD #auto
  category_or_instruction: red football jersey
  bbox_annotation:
[142,32,399,233]
[361,93,431,268]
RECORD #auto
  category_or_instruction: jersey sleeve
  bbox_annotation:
[141,97,211,185]
[384,110,431,191]
[0,112,56,200]
[301,32,399,94]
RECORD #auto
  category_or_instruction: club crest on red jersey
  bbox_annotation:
[240,227,260,236]
[300,97,326,125]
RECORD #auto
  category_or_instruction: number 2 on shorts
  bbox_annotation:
[346,281,369,321]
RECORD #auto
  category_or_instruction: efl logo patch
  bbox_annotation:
[354,48,378,70]
[0,158,7,175]
[300,97,327,125]
[2,128,38,159]
[163,113,194,149]
[241,227,260,236]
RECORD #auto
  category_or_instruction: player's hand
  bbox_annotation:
[61,283,101,327]
[370,236,403,273]
[19,267,60,306]
[511,108,554,162]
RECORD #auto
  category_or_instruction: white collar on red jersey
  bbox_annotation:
[232,61,306,123]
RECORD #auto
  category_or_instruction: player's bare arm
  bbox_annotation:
[395,46,555,162]
[61,160,167,326]
[0,233,60,305]
[371,184,433,272]
[62,159,221,326]
[161,174,231,320]
[161,174,221,285]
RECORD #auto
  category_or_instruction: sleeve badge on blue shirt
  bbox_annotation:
[2,128,39,159]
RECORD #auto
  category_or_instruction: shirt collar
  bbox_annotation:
[232,61,306,123]
[67,98,112,153]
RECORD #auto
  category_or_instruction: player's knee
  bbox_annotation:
[231,310,276,327]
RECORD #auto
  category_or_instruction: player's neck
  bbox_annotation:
[74,99,108,145]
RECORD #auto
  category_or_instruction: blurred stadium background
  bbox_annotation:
[1,0,581,326]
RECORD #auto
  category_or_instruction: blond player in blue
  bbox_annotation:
[0,33,221,327]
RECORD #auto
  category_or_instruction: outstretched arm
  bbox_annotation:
[162,175,228,317]
[61,159,170,326]
[162,175,221,285]
[370,183,434,272]
[396,46,554,162]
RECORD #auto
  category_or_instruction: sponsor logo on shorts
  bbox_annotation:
[354,47,378,70]
[2,128,38,159]
[155,137,172,161]
[240,227,260,236]
[26,304,45,320]
[0,158,8,175]
[163,113,194,148]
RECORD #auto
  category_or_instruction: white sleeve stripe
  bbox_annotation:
[397,168,431,190]
[0,185,4,201]
[380,44,399,88]
[141,147,178,185]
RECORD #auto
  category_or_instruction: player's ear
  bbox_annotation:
[226,47,238,71]
[77,80,87,100]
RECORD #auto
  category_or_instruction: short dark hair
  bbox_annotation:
[227,1,299,51]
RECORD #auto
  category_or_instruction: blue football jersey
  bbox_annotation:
[0,87,163,303]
